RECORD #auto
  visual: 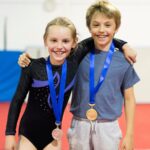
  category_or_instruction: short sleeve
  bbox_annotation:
[121,65,140,90]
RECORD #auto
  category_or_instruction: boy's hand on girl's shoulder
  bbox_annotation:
[18,53,31,68]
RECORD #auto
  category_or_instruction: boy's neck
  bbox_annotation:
[94,41,112,51]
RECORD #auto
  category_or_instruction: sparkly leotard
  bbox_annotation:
[5,38,126,150]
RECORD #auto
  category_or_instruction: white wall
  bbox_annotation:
[0,0,149,103]
[0,0,150,49]
[134,47,150,104]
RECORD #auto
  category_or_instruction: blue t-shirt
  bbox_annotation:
[70,49,140,120]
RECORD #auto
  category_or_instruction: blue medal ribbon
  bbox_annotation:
[89,42,115,104]
[46,57,67,125]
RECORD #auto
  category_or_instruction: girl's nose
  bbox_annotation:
[57,42,63,49]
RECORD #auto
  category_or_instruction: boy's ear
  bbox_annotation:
[115,25,120,33]
[115,28,119,33]
[113,28,119,36]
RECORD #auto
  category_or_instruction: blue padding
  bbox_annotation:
[0,51,23,102]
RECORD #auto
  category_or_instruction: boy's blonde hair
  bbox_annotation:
[43,17,77,42]
[86,0,121,30]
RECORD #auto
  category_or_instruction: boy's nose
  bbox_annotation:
[98,26,104,32]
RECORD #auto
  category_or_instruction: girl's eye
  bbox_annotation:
[50,39,57,42]
[63,39,70,43]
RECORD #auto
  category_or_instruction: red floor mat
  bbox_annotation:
[0,103,150,150]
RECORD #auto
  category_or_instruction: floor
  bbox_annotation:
[0,103,150,150]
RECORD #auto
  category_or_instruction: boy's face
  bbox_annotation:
[44,25,76,65]
[89,12,118,50]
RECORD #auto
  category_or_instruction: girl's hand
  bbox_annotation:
[122,44,137,65]
[5,135,17,150]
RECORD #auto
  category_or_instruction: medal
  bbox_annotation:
[88,42,115,121]
[86,104,97,121]
[52,126,63,141]
[46,58,67,141]
[86,108,97,121]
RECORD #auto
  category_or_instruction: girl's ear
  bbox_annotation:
[44,39,47,47]
[72,37,78,48]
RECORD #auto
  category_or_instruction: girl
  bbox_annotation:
[5,17,79,150]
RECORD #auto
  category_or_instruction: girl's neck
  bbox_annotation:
[49,57,64,66]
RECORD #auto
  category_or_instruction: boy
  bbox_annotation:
[68,1,140,150]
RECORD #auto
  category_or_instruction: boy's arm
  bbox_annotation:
[113,38,137,64]
[121,87,136,150]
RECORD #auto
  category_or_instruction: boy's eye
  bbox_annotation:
[92,24,99,27]
[105,24,111,27]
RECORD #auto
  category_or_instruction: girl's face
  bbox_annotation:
[89,12,118,51]
[44,25,76,65]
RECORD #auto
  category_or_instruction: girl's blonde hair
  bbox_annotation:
[43,17,77,42]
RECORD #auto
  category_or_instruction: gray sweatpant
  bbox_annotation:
[67,117,122,150]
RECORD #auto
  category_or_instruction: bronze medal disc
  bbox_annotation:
[86,108,97,121]
[52,128,63,140]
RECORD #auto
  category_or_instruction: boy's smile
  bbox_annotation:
[89,12,118,51]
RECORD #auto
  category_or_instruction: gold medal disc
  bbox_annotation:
[86,108,97,121]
